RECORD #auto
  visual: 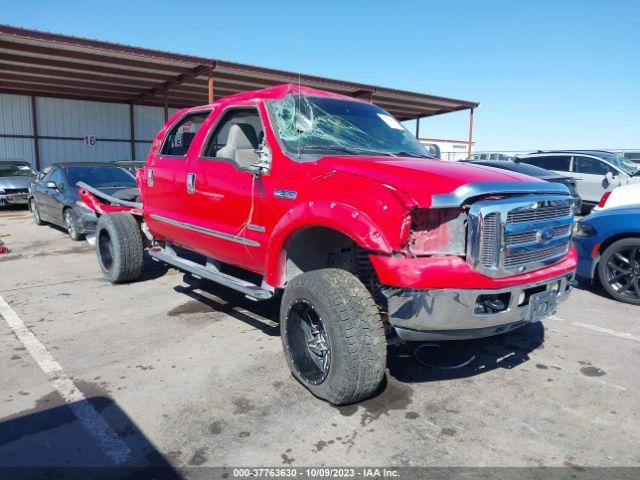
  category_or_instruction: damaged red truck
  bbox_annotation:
[80,84,577,405]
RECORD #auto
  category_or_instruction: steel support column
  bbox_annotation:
[129,103,135,160]
[415,117,421,138]
[163,93,168,122]
[30,95,40,170]
[208,68,214,103]
[467,108,474,159]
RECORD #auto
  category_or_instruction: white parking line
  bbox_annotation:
[571,321,640,343]
[0,296,130,464]
[549,315,639,343]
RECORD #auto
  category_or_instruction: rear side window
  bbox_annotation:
[574,156,615,175]
[160,111,210,157]
[523,155,570,171]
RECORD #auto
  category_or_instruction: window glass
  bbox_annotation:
[0,162,36,178]
[65,166,136,188]
[523,156,570,171]
[203,109,264,168]
[160,112,210,157]
[37,166,52,182]
[268,95,429,160]
[574,156,615,175]
[49,169,63,186]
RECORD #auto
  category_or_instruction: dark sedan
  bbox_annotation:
[467,160,582,211]
[28,162,138,240]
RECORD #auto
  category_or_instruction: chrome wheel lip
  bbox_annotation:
[285,298,332,386]
[605,246,640,299]
[30,199,40,223]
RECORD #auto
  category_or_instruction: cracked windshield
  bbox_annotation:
[269,94,430,159]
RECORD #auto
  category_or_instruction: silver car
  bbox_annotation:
[517,150,640,212]
[0,160,36,207]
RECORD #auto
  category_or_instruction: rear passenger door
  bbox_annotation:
[145,110,211,245]
[572,156,617,203]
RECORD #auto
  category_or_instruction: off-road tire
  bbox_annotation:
[30,198,44,225]
[597,238,640,305]
[95,213,144,283]
[280,268,386,405]
[64,208,83,241]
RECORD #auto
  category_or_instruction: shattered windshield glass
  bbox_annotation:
[268,94,430,159]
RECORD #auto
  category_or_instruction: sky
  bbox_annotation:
[1,0,638,151]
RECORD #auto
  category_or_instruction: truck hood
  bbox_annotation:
[320,156,544,205]
[0,176,35,190]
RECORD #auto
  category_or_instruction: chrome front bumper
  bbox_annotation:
[383,273,575,341]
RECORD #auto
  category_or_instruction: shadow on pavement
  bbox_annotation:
[388,321,545,383]
[0,395,180,478]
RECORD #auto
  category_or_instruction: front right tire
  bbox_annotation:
[280,268,386,405]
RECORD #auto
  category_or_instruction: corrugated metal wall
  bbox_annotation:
[0,93,35,165]
[0,93,178,170]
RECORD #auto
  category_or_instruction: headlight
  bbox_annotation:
[573,221,596,237]
[404,208,466,256]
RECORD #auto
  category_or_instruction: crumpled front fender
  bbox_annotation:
[264,200,393,287]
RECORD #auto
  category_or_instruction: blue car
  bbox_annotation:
[573,206,640,305]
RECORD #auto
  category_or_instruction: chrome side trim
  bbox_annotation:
[247,224,266,233]
[430,181,570,208]
[150,213,260,247]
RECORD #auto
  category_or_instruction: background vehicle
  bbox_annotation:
[574,206,640,305]
[115,160,146,174]
[593,183,640,212]
[517,150,640,212]
[469,152,516,161]
[82,84,577,405]
[0,159,36,207]
[466,159,581,210]
[29,162,137,240]
[619,150,640,164]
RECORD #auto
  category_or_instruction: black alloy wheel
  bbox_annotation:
[285,299,332,385]
[598,238,640,305]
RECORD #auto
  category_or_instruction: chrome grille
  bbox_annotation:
[467,195,574,277]
[505,224,571,246]
[507,205,572,224]
[505,243,569,267]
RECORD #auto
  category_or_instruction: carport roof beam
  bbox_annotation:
[0,24,479,116]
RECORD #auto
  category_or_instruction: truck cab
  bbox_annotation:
[84,84,577,405]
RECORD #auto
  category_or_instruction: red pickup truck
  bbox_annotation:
[80,84,577,405]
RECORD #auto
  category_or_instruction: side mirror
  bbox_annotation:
[46,181,58,190]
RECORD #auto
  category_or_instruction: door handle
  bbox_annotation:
[147,168,154,187]
[187,173,196,194]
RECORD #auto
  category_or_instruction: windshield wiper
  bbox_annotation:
[391,151,431,158]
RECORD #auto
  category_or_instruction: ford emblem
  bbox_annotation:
[537,228,555,244]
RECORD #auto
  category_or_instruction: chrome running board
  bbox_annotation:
[147,246,273,301]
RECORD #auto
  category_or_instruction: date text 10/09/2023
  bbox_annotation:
[231,468,400,478]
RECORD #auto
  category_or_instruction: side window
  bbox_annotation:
[49,169,63,187]
[203,108,264,169]
[574,156,614,175]
[160,111,210,157]
[37,166,52,182]
[521,156,543,167]
[536,156,571,171]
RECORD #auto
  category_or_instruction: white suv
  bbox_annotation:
[517,150,640,212]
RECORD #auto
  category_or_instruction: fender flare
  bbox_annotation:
[264,200,393,287]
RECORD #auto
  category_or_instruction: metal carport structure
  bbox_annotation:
[0,24,479,169]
